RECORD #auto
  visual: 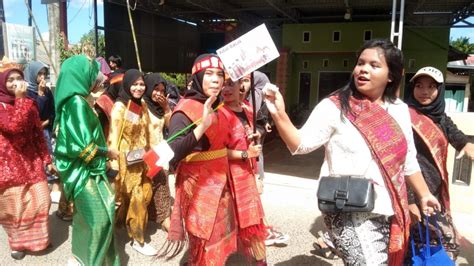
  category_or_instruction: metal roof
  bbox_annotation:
[108,0,473,31]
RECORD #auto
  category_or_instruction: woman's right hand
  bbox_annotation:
[263,83,285,115]
[248,143,262,158]
[201,95,217,129]
[14,80,27,98]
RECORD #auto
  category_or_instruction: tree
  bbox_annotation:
[450,36,474,54]
[57,29,105,63]
[78,29,106,58]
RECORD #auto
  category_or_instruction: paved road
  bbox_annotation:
[1,138,473,265]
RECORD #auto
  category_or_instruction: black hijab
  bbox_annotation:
[143,73,166,118]
[184,53,224,108]
[406,76,446,124]
[116,69,144,105]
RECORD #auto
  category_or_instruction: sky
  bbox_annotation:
[3,0,104,44]
[2,1,473,44]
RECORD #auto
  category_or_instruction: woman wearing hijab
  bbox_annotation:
[406,66,474,261]
[24,61,55,144]
[95,70,123,140]
[24,61,56,177]
[0,66,53,260]
[54,55,120,266]
[108,69,157,256]
[159,54,237,265]
[143,73,172,232]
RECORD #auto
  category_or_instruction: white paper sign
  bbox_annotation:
[152,140,175,170]
[216,24,279,81]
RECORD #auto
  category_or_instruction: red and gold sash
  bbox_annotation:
[169,98,230,241]
[330,95,410,266]
[409,107,450,212]
[220,104,264,229]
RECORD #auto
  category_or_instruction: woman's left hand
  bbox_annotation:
[47,163,58,176]
[456,142,474,160]
[418,193,441,216]
[157,95,170,113]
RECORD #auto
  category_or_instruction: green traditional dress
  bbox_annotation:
[54,55,119,266]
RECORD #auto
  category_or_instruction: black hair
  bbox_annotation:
[108,55,122,67]
[333,39,404,117]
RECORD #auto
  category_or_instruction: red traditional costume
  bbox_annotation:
[0,69,51,253]
[220,103,266,259]
[168,99,238,265]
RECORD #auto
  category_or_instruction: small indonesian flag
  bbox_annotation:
[144,140,175,178]
[125,101,142,124]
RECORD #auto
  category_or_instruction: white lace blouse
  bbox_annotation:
[293,98,420,216]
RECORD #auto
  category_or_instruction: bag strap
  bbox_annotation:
[410,227,418,256]
[335,176,350,210]
[424,215,431,258]
[423,213,444,258]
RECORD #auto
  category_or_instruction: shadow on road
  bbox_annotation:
[274,254,334,266]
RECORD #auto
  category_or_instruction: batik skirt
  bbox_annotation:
[324,212,391,266]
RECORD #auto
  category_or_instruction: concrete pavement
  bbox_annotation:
[1,137,473,265]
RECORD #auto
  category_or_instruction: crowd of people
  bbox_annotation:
[0,38,473,266]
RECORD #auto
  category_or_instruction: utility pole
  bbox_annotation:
[0,0,5,56]
[46,2,60,86]
[28,0,32,26]
[93,0,98,57]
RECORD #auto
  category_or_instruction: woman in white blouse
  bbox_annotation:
[264,39,440,265]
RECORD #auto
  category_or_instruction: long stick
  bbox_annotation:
[24,0,58,76]
[126,0,142,71]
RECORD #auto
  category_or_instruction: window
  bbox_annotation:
[303,31,311,43]
[332,31,341,42]
[303,61,309,69]
[323,59,329,67]
[408,59,416,69]
[343,59,348,67]
[363,30,372,41]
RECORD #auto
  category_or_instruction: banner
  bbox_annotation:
[2,22,36,64]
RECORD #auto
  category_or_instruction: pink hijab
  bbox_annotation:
[0,68,23,105]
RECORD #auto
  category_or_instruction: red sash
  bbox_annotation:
[330,96,410,266]
[169,99,230,241]
[220,104,264,229]
[409,107,450,212]
[95,94,114,121]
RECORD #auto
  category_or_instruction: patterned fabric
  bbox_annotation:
[0,98,51,189]
[324,212,391,265]
[329,95,410,266]
[72,177,119,265]
[166,99,238,264]
[220,106,264,220]
[408,108,460,260]
[220,104,267,260]
[187,186,238,265]
[95,94,115,138]
[148,170,171,224]
[110,100,154,244]
[147,109,171,224]
[409,107,450,211]
[0,181,50,251]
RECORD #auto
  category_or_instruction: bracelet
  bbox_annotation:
[241,150,248,162]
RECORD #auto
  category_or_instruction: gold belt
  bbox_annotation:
[184,148,227,162]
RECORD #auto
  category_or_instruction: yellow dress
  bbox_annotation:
[109,100,156,244]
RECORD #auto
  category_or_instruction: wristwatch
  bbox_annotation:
[241,150,248,161]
